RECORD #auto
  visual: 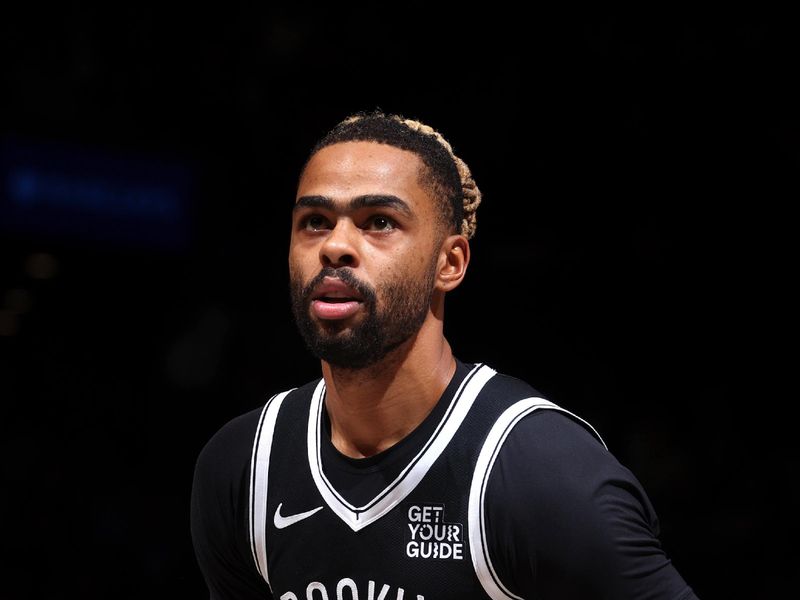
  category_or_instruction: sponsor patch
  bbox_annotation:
[405,503,464,560]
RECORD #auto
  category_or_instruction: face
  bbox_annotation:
[289,141,444,369]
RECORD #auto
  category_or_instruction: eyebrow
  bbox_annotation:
[294,194,414,218]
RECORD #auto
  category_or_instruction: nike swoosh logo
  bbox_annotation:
[273,502,324,529]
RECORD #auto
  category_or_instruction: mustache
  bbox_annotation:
[301,267,377,305]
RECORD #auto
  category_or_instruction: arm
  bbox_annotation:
[484,409,699,600]
[190,410,274,600]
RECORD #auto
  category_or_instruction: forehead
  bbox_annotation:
[296,141,433,210]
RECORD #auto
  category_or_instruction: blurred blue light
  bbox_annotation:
[1,137,193,252]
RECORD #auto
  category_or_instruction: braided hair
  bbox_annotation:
[300,108,482,239]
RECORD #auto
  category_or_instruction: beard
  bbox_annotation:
[289,260,438,370]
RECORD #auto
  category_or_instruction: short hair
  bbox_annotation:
[299,108,482,239]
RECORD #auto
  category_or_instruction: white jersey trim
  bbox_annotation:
[308,363,497,532]
[249,389,295,587]
[468,397,607,600]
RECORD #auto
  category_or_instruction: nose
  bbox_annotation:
[319,219,359,268]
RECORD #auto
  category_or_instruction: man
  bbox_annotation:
[190,109,699,599]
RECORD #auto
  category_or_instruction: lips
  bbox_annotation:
[310,277,364,320]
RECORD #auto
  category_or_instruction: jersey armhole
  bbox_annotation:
[467,397,606,600]
[248,388,296,590]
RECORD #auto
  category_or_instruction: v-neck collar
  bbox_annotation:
[306,362,497,532]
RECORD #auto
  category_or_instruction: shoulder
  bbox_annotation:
[499,406,611,474]
[190,381,318,600]
[191,402,271,540]
[481,367,549,402]
[478,375,621,520]
[476,374,696,598]
[197,404,265,467]
[190,403,270,598]
[476,368,640,523]
[478,366,608,461]
[192,379,320,511]
[193,402,271,501]
[195,378,320,481]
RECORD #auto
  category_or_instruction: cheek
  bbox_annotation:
[289,240,312,268]
[374,255,429,299]
[399,241,436,274]
[408,240,439,278]
[288,254,309,285]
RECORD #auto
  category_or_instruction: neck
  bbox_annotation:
[321,316,456,459]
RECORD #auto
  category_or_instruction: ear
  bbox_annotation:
[436,234,470,292]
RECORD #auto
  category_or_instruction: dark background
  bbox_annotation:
[0,6,793,599]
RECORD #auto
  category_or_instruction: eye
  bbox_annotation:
[303,214,329,231]
[364,215,396,231]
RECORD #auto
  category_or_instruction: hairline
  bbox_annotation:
[297,140,457,240]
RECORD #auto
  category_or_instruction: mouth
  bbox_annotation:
[310,278,365,320]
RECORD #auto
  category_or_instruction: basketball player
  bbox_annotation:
[190,109,700,599]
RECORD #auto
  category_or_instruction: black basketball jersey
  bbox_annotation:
[247,362,606,600]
